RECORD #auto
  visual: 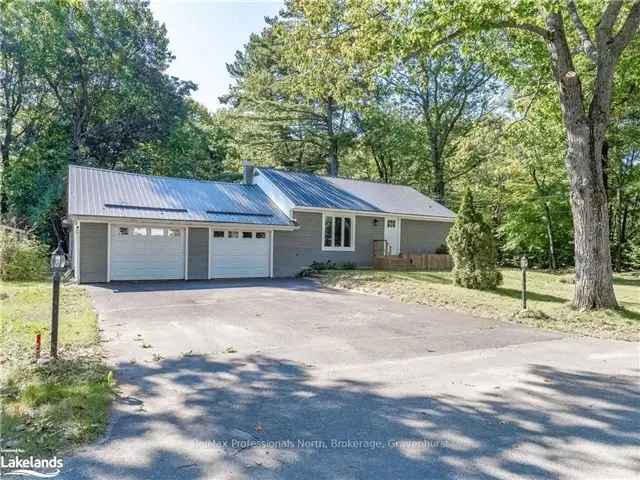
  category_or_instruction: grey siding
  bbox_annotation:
[274,211,384,277]
[400,219,451,254]
[79,223,108,283]
[188,227,209,280]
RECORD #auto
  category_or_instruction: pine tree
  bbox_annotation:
[447,189,502,289]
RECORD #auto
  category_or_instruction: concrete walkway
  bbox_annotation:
[62,279,639,479]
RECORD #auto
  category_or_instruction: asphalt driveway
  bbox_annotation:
[63,279,639,479]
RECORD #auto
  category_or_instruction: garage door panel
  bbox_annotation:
[211,232,270,279]
[111,226,185,281]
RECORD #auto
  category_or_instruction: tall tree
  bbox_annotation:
[387,47,499,204]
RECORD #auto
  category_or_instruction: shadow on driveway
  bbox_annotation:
[64,354,640,479]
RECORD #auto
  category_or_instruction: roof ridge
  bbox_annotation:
[257,166,416,188]
[69,164,250,187]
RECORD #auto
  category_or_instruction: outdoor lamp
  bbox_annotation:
[50,240,66,359]
[51,241,67,272]
[520,255,528,270]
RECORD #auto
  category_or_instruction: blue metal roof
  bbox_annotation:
[68,166,293,226]
[258,168,455,220]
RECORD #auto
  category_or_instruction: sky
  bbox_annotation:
[149,1,283,111]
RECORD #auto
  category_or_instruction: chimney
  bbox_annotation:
[243,161,254,184]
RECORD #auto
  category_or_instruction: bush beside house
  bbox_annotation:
[447,189,502,289]
[0,231,49,281]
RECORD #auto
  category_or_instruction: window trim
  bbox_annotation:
[321,213,356,252]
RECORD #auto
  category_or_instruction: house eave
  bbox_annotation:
[69,214,299,230]
[291,206,455,223]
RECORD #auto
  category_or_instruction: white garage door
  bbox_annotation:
[210,230,270,278]
[111,225,185,281]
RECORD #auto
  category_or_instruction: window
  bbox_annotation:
[133,227,147,236]
[322,214,354,251]
[255,232,266,239]
[150,228,165,236]
[242,232,253,239]
[386,219,396,228]
[118,227,129,236]
[227,231,239,238]
[213,230,224,238]
[168,228,181,237]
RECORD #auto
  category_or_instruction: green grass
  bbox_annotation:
[0,281,114,455]
[319,269,640,341]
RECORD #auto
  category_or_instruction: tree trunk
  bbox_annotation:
[543,202,557,270]
[325,97,339,176]
[566,126,617,309]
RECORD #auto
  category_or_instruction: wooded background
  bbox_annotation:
[1,0,639,275]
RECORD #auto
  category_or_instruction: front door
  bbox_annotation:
[384,217,400,255]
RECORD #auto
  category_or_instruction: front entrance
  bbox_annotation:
[384,217,401,255]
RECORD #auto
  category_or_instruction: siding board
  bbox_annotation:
[79,223,108,283]
[273,211,384,277]
[400,219,451,254]
[188,227,209,280]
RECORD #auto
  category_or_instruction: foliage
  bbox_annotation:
[1,0,231,245]
[0,231,48,281]
[298,260,357,277]
[447,189,502,289]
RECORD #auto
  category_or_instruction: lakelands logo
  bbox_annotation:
[0,450,63,478]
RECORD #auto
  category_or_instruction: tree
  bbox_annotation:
[447,189,502,289]
[386,46,500,204]
[429,1,640,308]
[221,15,355,175]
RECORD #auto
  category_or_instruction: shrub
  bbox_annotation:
[435,243,449,254]
[0,231,49,281]
[447,189,502,289]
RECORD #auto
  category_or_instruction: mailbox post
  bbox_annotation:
[50,241,66,358]
[520,255,528,310]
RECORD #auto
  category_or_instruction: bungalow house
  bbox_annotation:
[66,164,455,282]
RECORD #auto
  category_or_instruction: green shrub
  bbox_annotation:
[0,231,49,281]
[447,189,502,289]
[298,260,357,277]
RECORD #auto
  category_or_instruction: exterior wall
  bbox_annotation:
[400,219,451,254]
[79,222,108,283]
[273,211,384,277]
[188,227,209,280]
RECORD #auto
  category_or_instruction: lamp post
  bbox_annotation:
[50,241,66,359]
[520,255,528,310]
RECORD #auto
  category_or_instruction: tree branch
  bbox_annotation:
[566,0,598,62]
[597,0,624,45]
[610,0,640,57]
[434,20,549,49]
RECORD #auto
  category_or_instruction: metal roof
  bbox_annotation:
[257,168,455,220]
[68,165,293,226]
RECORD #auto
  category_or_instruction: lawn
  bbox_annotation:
[0,281,114,455]
[319,269,640,341]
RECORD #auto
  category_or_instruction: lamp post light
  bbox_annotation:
[50,241,66,359]
[520,255,528,310]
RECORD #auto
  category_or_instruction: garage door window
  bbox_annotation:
[256,232,266,239]
[168,228,181,237]
[150,228,164,236]
[213,230,224,238]
[242,232,253,239]
[133,227,147,236]
[119,227,129,236]
[228,231,239,238]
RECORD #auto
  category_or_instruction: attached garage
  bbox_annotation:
[210,229,270,278]
[67,165,296,283]
[110,225,185,281]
